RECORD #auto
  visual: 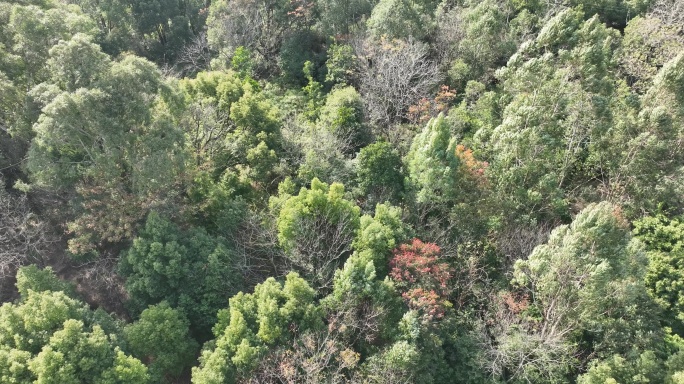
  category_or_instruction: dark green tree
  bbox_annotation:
[124,302,199,382]
[356,142,405,209]
[119,212,241,338]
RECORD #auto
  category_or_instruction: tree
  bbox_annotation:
[275,178,360,290]
[317,86,369,154]
[16,265,75,300]
[191,272,322,383]
[29,319,149,384]
[178,70,245,170]
[221,82,284,191]
[649,0,684,27]
[355,142,405,209]
[578,351,667,384]
[358,37,441,132]
[353,203,411,275]
[366,0,436,40]
[0,181,54,300]
[120,0,207,63]
[45,33,110,91]
[405,115,460,209]
[566,0,650,28]
[513,203,662,362]
[605,52,684,214]
[124,302,198,382]
[389,239,452,322]
[26,36,186,255]
[68,0,136,56]
[287,120,357,187]
[119,212,241,337]
[323,209,407,352]
[0,284,149,383]
[324,42,358,86]
[206,0,315,75]
[482,9,622,223]
[435,0,520,88]
[7,3,97,86]
[317,0,374,36]
[633,214,684,334]
[620,15,684,93]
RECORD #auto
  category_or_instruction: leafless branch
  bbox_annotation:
[358,37,442,135]
[177,32,212,76]
[0,183,58,300]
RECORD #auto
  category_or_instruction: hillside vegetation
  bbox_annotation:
[1,0,684,382]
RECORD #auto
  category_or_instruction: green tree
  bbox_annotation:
[8,3,97,86]
[405,115,460,208]
[124,302,198,382]
[29,319,149,384]
[513,203,662,362]
[275,178,361,290]
[436,0,523,88]
[353,203,410,275]
[318,0,374,35]
[324,42,358,86]
[124,0,206,63]
[620,15,684,93]
[222,83,283,190]
[356,142,405,209]
[27,36,186,255]
[322,204,408,353]
[483,9,622,223]
[178,70,244,170]
[606,52,684,214]
[367,0,437,40]
[206,0,313,74]
[0,285,148,383]
[318,86,369,154]
[578,351,666,384]
[16,265,76,299]
[119,212,241,338]
[633,214,684,334]
[68,0,136,56]
[191,272,322,384]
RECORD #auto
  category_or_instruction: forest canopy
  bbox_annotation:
[1,0,684,383]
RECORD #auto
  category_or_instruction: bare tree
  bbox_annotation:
[358,37,441,135]
[225,209,292,288]
[493,222,553,268]
[73,252,129,317]
[207,0,315,75]
[180,99,232,168]
[478,292,579,383]
[283,204,358,291]
[240,297,391,384]
[241,329,352,384]
[0,181,56,299]
[649,0,684,27]
[177,32,212,76]
[281,117,357,185]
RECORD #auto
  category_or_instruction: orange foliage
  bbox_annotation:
[455,144,488,185]
[407,85,456,124]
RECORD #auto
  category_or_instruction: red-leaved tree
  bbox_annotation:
[389,239,452,321]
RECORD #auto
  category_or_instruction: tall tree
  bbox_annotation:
[513,203,662,365]
[26,35,185,255]
[0,273,149,383]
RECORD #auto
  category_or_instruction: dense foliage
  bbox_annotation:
[1,0,684,383]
